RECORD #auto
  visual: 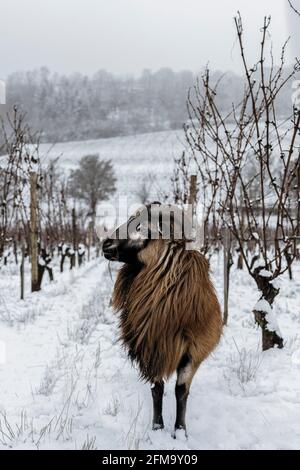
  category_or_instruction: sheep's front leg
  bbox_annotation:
[151,381,164,430]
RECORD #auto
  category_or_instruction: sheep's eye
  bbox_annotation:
[136,223,141,232]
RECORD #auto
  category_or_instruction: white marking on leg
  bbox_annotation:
[177,364,193,386]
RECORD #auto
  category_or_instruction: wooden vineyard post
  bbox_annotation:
[72,207,77,266]
[223,228,232,326]
[87,221,93,262]
[20,245,25,300]
[30,171,39,292]
[297,163,300,259]
[237,193,245,270]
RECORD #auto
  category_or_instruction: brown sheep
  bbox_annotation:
[102,202,222,437]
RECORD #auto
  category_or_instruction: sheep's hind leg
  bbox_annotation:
[174,355,197,439]
[151,381,164,430]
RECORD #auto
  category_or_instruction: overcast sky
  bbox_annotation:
[0,0,297,78]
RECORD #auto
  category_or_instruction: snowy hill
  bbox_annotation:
[40,130,186,201]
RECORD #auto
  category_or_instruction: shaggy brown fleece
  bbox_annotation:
[112,239,222,383]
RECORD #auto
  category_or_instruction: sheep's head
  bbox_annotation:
[102,202,192,265]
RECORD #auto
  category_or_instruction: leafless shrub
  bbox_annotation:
[36,365,61,396]
[103,395,121,417]
[124,399,148,451]
[81,434,97,450]
[0,410,31,447]
[67,292,106,345]
[0,295,43,326]
[224,340,263,393]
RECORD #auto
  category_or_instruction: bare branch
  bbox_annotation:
[288,0,300,16]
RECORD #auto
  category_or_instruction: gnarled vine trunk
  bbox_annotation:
[253,270,284,351]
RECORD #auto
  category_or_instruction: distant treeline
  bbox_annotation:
[2,67,297,143]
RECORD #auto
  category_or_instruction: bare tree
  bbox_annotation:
[68,154,116,228]
[185,14,300,350]
[134,174,155,204]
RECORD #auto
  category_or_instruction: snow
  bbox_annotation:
[61,243,70,255]
[254,299,282,336]
[0,341,6,365]
[3,249,11,259]
[254,299,272,315]
[78,244,85,256]
[265,310,282,337]
[259,269,272,278]
[30,160,39,174]
[271,279,281,290]
[252,259,264,271]
[0,131,300,450]
[1,250,300,450]
[292,349,300,366]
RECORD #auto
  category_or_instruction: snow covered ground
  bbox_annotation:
[0,131,300,450]
[1,250,300,450]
